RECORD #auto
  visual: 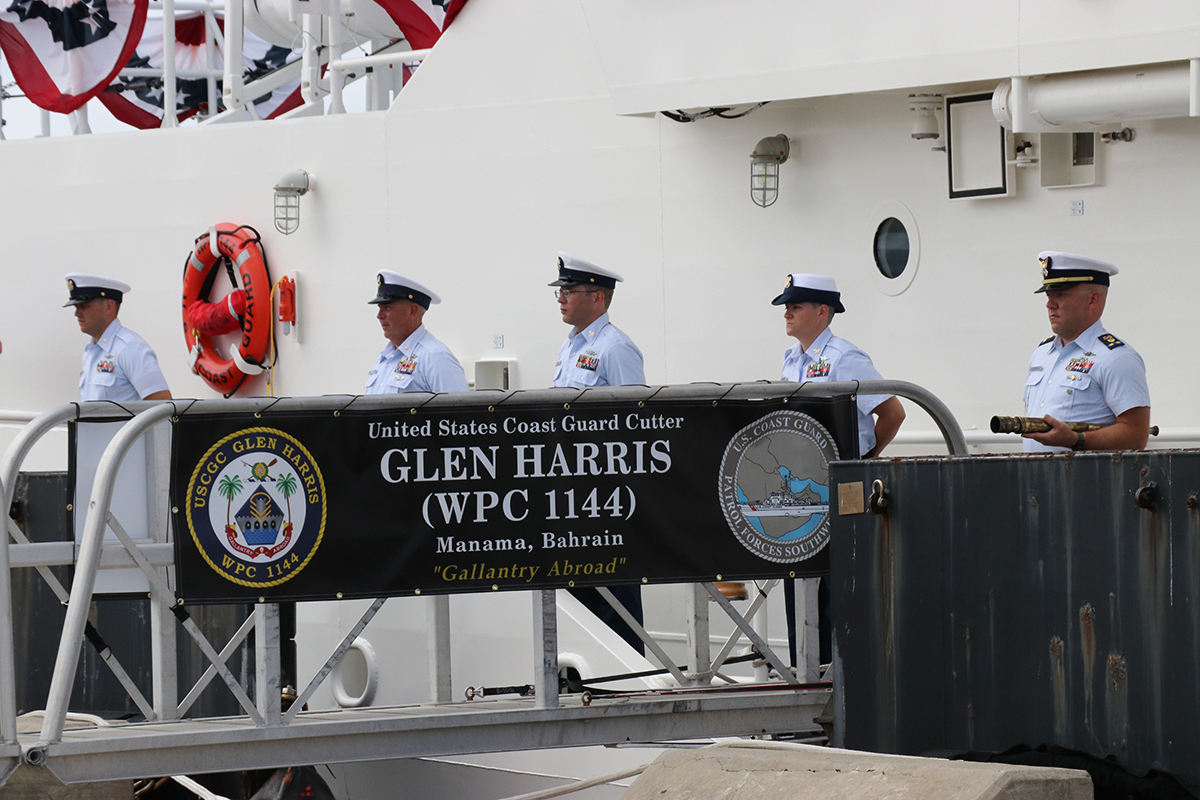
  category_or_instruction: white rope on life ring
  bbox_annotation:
[332,637,379,708]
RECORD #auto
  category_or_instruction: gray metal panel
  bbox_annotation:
[831,451,1200,780]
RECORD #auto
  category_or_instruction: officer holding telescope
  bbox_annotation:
[1021,252,1150,452]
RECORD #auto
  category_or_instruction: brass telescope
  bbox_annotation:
[990,416,1159,436]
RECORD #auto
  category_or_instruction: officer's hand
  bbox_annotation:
[1022,415,1076,448]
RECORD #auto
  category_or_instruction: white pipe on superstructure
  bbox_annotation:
[121,67,223,79]
[327,0,346,114]
[1190,59,1200,117]
[160,0,178,128]
[1009,75,1030,134]
[150,0,221,10]
[203,6,218,118]
[328,48,429,72]
[300,13,322,107]
[994,62,1192,130]
[222,0,244,112]
[69,104,91,135]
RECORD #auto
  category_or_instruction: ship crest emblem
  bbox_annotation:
[718,411,839,564]
[184,428,326,589]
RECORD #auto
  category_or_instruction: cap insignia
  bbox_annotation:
[785,275,794,289]
[557,257,564,269]
[377,274,384,286]
[67,279,76,291]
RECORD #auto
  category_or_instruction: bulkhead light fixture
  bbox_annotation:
[750,135,790,208]
[273,169,312,235]
[909,94,942,141]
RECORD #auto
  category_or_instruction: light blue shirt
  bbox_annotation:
[553,312,645,388]
[781,327,890,458]
[79,319,169,402]
[1023,319,1150,453]
[365,324,467,394]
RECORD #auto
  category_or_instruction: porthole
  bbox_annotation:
[874,218,909,278]
[868,201,920,296]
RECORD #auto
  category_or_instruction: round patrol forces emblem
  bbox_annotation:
[185,428,326,588]
[718,411,838,563]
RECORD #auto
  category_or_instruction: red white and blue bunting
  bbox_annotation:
[0,0,147,113]
[98,13,302,128]
[374,0,466,50]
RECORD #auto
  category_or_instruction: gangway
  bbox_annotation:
[0,382,964,787]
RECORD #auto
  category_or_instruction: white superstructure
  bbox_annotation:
[3,1,1200,795]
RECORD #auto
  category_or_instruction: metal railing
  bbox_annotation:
[0,381,963,778]
[0,0,428,137]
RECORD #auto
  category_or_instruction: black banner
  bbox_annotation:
[171,396,857,603]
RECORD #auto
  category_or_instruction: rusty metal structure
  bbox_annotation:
[830,450,1200,781]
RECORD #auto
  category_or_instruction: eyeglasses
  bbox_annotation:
[554,288,599,299]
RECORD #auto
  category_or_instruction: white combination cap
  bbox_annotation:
[370,270,441,308]
[549,252,624,289]
[771,273,845,313]
[1035,251,1118,293]
[64,273,131,307]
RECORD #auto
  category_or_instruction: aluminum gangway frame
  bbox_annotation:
[0,382,965,787]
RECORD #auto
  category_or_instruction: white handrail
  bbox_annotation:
[327,47,431,72]
[39,403,177,744]
[0,411,43,425]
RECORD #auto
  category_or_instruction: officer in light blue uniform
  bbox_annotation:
[1022,252,1150,453]
[551,253,645,388]
[548,252,645,654]
[65,274,171,403]
[365,271,468,394]
[775,274,905,459]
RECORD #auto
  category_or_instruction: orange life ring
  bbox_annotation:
[181,225,271,396]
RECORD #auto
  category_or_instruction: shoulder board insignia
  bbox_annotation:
[1098,334,1125,350]
[1039,336,1055,346]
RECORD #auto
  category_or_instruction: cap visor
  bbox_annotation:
[1034,281,1089,294]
